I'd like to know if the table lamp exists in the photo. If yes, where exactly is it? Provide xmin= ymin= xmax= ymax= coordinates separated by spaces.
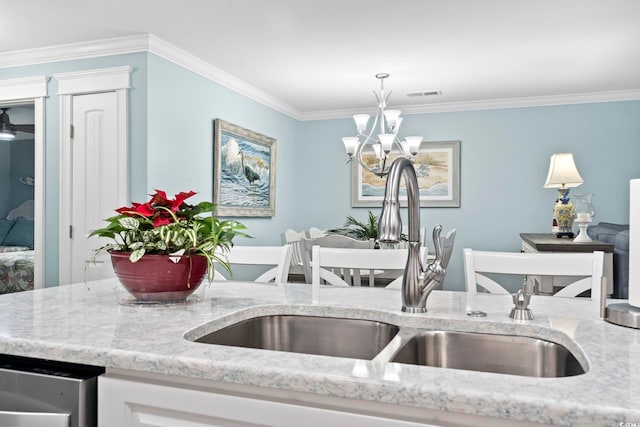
xmin=543 ymin=153 xmax=583 ymax=238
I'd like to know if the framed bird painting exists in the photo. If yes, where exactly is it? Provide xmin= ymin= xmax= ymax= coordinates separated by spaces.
xmin=213 ymin=119 xmax=276 ymax=217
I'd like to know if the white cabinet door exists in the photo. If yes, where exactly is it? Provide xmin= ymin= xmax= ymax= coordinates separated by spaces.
xmin=98 ymin=375 xmax=435 ymax=427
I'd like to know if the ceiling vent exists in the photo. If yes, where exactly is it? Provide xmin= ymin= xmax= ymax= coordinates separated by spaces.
xmin=406 ymin=90 xmax=442 ymax=98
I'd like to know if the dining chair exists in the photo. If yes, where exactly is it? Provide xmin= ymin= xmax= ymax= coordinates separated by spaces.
xmin=310 ymin=246 xmax=410 ymax=289
xmin=300 ymin=235 xmax=375 ymax=285
xmin=307 ymin=227 xmax=327 ymax=239
xmin=213 ymin=245 xmax=293 ymax=284
xmin=282 ymin=229 xmax=307 ymax=275
xmin=463 ymin=248 xmax=605 ymax=311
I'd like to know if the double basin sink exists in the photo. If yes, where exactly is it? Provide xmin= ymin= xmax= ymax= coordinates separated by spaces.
xmin=187 ymin=314 xmax=586 ymax=378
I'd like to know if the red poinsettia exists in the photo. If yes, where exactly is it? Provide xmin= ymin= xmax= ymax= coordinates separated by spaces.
xmin=115 ymin=190 xmax=197 ymax=228
xmin=90 ymin=188 xmax=249 ymax=268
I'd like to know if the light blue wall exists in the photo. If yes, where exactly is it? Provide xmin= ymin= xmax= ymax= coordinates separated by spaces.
xmin=0 ymin=143 xmax=9 ymax=216
xmin=299 ymin=101 xmax=640 ymax=290
xmin=8 ymin=138 xmax=35 ymax=214
xmin=2 ymin=50 xmax=640 ymax=290
xmin=145 ymin=54 xmax=301 ymax=246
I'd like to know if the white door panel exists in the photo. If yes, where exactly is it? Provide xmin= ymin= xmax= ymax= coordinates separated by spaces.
xmin=68 ymin=92 xmax=119 ymax=284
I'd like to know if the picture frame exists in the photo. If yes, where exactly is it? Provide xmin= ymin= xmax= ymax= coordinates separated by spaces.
xmin=213 ymin=119 xmax=276 ymax=217
xmin=351 ymin=140 xmax=460 ymax=208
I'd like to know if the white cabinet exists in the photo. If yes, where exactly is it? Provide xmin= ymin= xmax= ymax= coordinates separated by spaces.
xmin=98 ymin=374 xmax=435 ymax=427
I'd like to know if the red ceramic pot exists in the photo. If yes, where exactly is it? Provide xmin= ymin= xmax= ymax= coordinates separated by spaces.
xmin=110 ymin=252 xmax=208 ymax=302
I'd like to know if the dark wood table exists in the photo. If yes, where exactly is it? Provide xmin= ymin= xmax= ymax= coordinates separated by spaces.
xmin=520 ymin=233 xmax=614 ymax=295
xmin=520 ymin=233 xmax=614 ymax=253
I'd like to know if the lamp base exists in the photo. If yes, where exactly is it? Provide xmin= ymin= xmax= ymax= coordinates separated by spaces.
xmin=551 ymin=188 xmax=576 ymax=239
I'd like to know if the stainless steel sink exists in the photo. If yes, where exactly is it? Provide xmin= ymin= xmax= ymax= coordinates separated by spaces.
xmin=193 ymin=315 xmax=399 ymax=360
xmin=189 ymin=313 xmax=586 ymax=377
xmin=390 ymin=330 xmax=585 ymax=377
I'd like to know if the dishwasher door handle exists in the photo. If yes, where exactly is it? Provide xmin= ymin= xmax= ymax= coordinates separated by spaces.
xmin=0 ymin=411 xmax=70 ymax=427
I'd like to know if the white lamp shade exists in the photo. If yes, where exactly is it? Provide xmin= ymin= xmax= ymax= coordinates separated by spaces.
xmin=405 ymin=136 xmax=423 ymax=155
xmin=342 ymin=137 xmax=360 ymax=155
xmin=543 ymin=153 xmax=584 ymax=188
xmin=353 ymin=114 xmax=370 ymax=133
xmin=384 ymin=110 xmax=401 ymax=130
xmin=372 ymin=144 xmax=383 ymax=159
xmin=378 ymin=134 xmax=395 ymax=153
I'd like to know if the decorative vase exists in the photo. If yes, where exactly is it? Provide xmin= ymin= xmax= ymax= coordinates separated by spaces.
xmin=110 ymin=252 xmax=208 ymax=302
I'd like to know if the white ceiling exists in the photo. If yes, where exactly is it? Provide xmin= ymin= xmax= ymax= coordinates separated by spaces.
xmin=3 ymin=0 xmax=640 ymax=117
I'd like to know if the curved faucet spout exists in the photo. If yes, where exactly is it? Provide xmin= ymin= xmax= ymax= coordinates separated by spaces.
xmin=378 ymin=157 xmax=456 ymax=313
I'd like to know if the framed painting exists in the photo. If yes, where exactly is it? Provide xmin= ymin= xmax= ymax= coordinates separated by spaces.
xmin=351 ymin=140 xmax=460 ymax=208
xmin=213 ymin=119 xmax=276 ymax=217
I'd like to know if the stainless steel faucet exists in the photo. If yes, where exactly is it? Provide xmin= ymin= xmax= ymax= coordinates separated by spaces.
xmin=378 ymin=157 xmax=457 ymax=313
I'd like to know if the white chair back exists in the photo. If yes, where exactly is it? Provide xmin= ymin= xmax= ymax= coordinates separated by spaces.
xmin=308 ymin=227 xmax=327 ymax=239
xmin=463 ymin=248 xmax=605 ymax=312
xmin=214 ymin=245 xmax=293 ymax=284
xmin=300 ymin=235 xmax=375 ymax=285
xmin=311 ymin=247 xmax=409 ymax=289
xmin=282 ymin=229 xmax=306 ymax=267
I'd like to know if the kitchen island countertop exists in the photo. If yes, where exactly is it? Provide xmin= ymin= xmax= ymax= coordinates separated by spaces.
xmin=0 ymin=279 xmax=638 ymax=425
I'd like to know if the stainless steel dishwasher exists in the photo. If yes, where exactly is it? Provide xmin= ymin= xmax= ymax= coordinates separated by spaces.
xmin=0 ymin=354 xmax=104 ymax=427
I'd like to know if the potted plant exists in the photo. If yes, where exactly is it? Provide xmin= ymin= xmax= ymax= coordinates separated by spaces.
xmin=90 ymin=189 xmax=248 ymax=302
xmin=327 ymin=211 xmax=408 ymax=247
xmin=327 ymin=211 xmax=380 ymax=241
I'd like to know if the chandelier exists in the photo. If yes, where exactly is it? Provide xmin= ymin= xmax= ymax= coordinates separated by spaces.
xmin=342 ymin=73 xmax=422 ymax=177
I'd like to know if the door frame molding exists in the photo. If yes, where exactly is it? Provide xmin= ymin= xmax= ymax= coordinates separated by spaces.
xmin=0 ymin=76 xmax=48 ymax=289
xmin=55 ymin=66 xmax=130 ymax=285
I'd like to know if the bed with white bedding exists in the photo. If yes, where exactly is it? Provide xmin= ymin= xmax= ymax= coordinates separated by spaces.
xmin=0 ymin=205 xmax=35 ymax=294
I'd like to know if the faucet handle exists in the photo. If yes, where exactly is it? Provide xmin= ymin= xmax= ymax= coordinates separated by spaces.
xmin=430 ymin=226 xmax=456 ymax=269
xmin=510 ymin=289 xmax=534 ymax=320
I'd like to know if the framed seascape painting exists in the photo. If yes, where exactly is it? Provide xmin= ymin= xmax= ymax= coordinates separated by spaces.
xmin=213 ymin=119 xmax=276 ymax=217
xmin=351 ymin=140 xmax=460 ymax=208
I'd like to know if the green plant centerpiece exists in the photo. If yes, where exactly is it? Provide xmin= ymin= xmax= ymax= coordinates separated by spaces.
xmin=90 ymin=189 xmax=248 ymax=302
xmin=327 ymin=211 xmax=380 ymax=241
xmin=327 ymin=211 xmax=408 ymax=247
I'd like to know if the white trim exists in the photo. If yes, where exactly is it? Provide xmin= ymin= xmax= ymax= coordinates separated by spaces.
xmin=58 ymin=95 xmax=72 ymax=285
xmin=0 ymin=76 xmax=48 ymax=102
xmin=300 ymin=89 xmax=640 ymax=120
xmin=2 ymin=34 xmax=640 ymax=121
xmin=0 ymin=76 xmax=48 ymax=289
xmin=54 ymin=66 xmax=131 ymax=95
xmin=56 ymin=68 xmax=129 ymax=285
xmin=0 ymin=35 xmax=149 ymax=69
xmin=32 ymin=98 xmax=45 ymax=289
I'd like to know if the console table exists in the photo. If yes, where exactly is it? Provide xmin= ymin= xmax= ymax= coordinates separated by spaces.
xmin=520 ymin=233 xmax=614 ymax=295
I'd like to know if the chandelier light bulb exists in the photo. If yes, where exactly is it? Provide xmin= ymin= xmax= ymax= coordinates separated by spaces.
xmin=342 ymin=137 xmax=360 ymax=156
xmin=353 ymin=114 xmax=370 ymax=133
xmin=378 ymin=134 xmax=395 ymax=154
xmin=384 ymin=110 xmax=401 ymax=130
xmin=406 ymin=136 xmax=423 ymax=155
xmin=372 ymin=144 xmax=383 ymax=160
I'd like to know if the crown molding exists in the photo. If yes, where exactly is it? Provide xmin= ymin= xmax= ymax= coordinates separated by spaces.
xmin=0 ymin=34 xmax=303 ymax=120
xmin=0 ymin=35 xmax=149 ymax=68
xmin=300 ymin=89 xmax=640 ymax=120
xmin=2 ymin=35 xmax=639 ymax=121
xmin=146 ymin=35 xmax=301 ymax=119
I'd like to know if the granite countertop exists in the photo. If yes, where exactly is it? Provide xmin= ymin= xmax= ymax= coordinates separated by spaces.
xmin=0 ymin=279 xmax=639 ymax=425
